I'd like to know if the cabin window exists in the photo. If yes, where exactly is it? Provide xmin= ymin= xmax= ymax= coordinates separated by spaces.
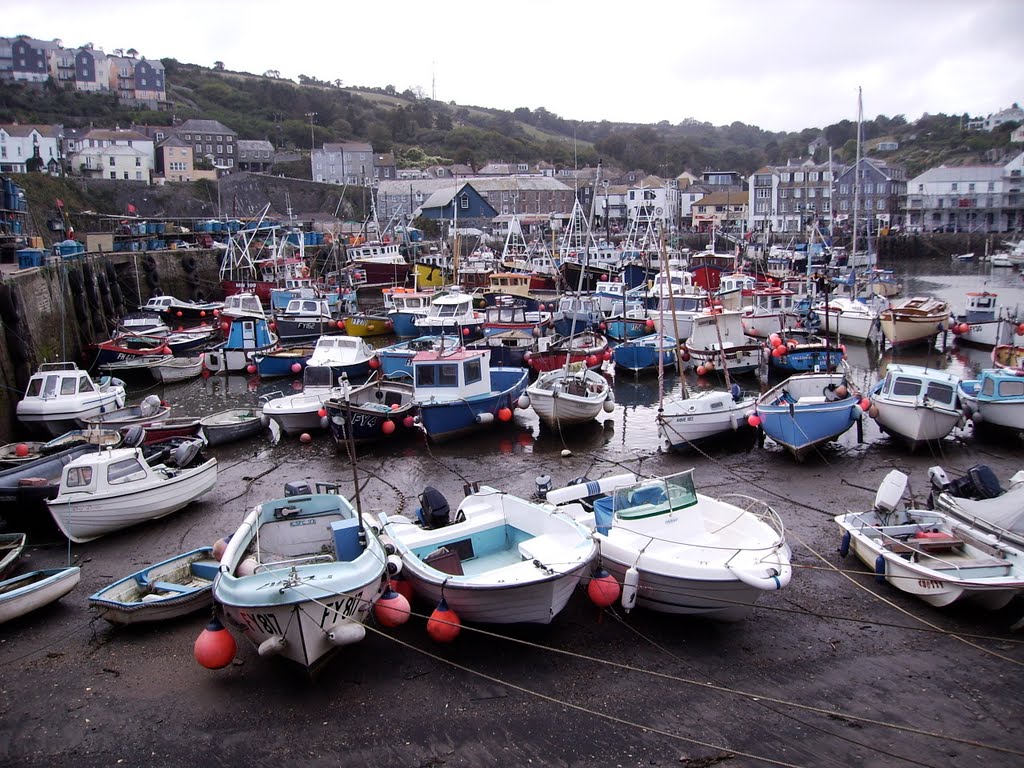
xmin=925 ymin=382 xmax=954 ymax=405
xmin=107 ymin=457 xmax=147 ymax=485
xmin=982 ymin=378 xmax=996 ymax=396
xmin=66 ymin=466 xmax=94 ymax=488
xmin=416 ymin=365 xmax=436 ymax=387
xmin=438 ymin=364 xmax=459 ymax=386
xmin=60 ymin=377 xmax=77 ymax=395
xmin=891 ymin=377 xmax=921 ymax=397
xmin=26 ymin=378 xmax=42 ymax=397
xmin=78 ymin=375 xmax=95 ymax=393
xmin=998 ymin=379 xmax=1024 ymax=397
xmin=42 ymin=375 xmax=61 ymax=398
xmin=464 ymin=358 xmax=482 ymax=384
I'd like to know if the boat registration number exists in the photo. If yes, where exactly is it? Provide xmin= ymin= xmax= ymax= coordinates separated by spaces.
xmin=917 ymin=579 xmax=943 ymax=590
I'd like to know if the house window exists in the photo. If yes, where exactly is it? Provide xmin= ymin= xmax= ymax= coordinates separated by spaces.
xmin=136 ymin=172 xmax=142 ymax=180
xmin=109 ymin=156 xmax=116 ymax=167
xmin=135 ymin=157 xmax=141 ymax=166
xmin=460 ymin=194 xmax=469 ymax=210
xmin=877 ymin=200 xmax=885 ymax=210
xmin=864 ymin=183 xmax=874 ymax=194
xmin=839 ymin=184 xmax=849 ymax=195
xmin=110 ymin=171 xmax=117 ymax=179
xmin=227 ymin=145 xmax=233 ymax=154
xmin=951 ymin=183 xmax=958 ymax=191
xmin=217 ymin=145 xmax=223 ymax=154
xmin=968 ymin=183 xmax=975 ymax=192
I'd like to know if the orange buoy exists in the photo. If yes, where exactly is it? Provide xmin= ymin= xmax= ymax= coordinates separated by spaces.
xmin=382 ymin=420 xmax=396 ymax=435
xmin=194 ymin=615 xmax=236 ymax=669
xmin=587 ymin=568 xmax=621 ymax=608
xmin=426 ymin=598 xmax=461 ymax=643
xmin=14 ymin=443 xmax=29 ymax=458
xmin=291 ymin=362 xmax=302 ymax=373
xmin=747 ymin=414 xmax=762 ymax=428
xmin=374 ymin=588 xmax=411 ymax=627
xmin=369 ymin=357 xmax=380 ymax=369
xmin=299 ymin=433 xmax=312 ymax=444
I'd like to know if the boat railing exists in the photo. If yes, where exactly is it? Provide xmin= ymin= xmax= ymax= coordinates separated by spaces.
xmin=717 ymin=494 xmax=787 ymax=547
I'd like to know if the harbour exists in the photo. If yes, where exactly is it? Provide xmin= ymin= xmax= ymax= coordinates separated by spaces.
xmin=1 ymin=255 xmax=1023 ymax=766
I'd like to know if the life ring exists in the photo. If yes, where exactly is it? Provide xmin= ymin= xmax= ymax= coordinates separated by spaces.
xmin=142 ymin=254 xmax=157 ymax=271
xmin=301 ymin=265 xmax=310 ymax=278
xmin=146 ymin=270 xmax=161 ymax=288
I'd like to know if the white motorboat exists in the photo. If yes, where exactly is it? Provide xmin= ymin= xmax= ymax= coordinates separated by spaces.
xmin=548 ymin=470 xmax=791 ymax=621
xmin=683 ymin=309 xmax=762 ymax=376
xmin=949 ymin=291 xmax=1016 ymax=349
xmin=377 ymin=483 xmax=597 ymax=624
xmin=526 ymin=365 xmax=614 ymax=429
xmin=868 ymin=364 xmax=963 ymax=449
xmin=0 ymin=567 xmax=81 ymax=624
xmin=16 ymin=362 xmax=126 ymax=438
xmin=47 ymin=440 xmax=217 ymax=543
xmin=305 ymin=334 xmax=377 ymax=380
xmin=413 ymin=292 xmax=486 ymax=339
xmin=878 ymin=296 xmax=952 ymax=348
xmin=836 ymin=470 xmax=1024 ymax=610
xmin=657 ymin=387 xmax=757 ymax=450
xmin=815 ymin=296 xmax=882 ymax=341
xmin=150 ymin=354 xmax=204 ymax=383
xmin=214 ymin=482 xmax=388 ymax=671
xmin=261 ymin=365 xmax=339 ymax=435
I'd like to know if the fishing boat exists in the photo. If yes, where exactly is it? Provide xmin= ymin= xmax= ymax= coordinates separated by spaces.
xmin=929 ymin=464 xmax=1024 ymax=549
xmin=0 ymin=443 xmax=114 ymax=519
xmin=0 ymin=567 xmax=81 ymax=624
xmin=16 ymin=362 xmax=126 ymax=438
xmin=684 ymin=310 xmax=762 ymax=377
xmin=83 ymin=394 xmax=170 ymax=430
xmin=525 ymin=331 xmax=610 ymax=374
xmin=551 ymin=294 xmax=604 ymax=337
xmin=139 ymin=294 xmax=224 ymax=320
xmin=386 ymin=290 xmax=435 ymax=338
xmin=868 ymin=364 xmax=963 ymax=449
xmin=376 ymin=482 xmax=597 ymax=624
xmin=741 ymin=287 xmax=799 ymax=339
xmin=203 ymin=316 xmax=279 ymax=374
xmin=322 ymin=375 xmax=418 ymax=446
xmin=754 ymin=369 xmax=865 ymax=462
xmin=958 ymin=368 xmax=1024 ymax=432
xmin=89 ymin=548 xmax=218 ymax=625
xmin=253 ymin=344 xmax=315 ymax=378
xmin=98 ymin=353 xmax=170 ymax=379
xmin=0 ymin=532 xmax=26 ymax=578
xmin=92 ymin=335 xmax=170 ymax=369
xmin=378 ymin=335 xmax=460 ymax=378
xmin=836 ymin=469 xmax=1024 ymax=610
xmin=814 ymin=296 xmax=882 ymax=342
xmin=466 ymin=329 xmax=535 ymax=369
xmin=949 ymin=291 xmax=1017 ymax=349
xmin=339 ymin=311 xmax=393 ymax=338
xmin=214 ymin=481 xmax=389 ymax=671
xmin=767 ymin=335 xmax=845 ymax=375
xmin=200 ymin=408 xmax=265 ymax=447
xmin=548 ymin=470 xmax=791 ymax=620
xmin=878 ymin=296 xmax=952 ymax=348
xmin=273 ymin=297 xmax=336 ymax=344
xmin=261 ymin=366 xmax=340 ymax=435
xmin=150 ymin=354 xmax=204 ymax=383
xmin=413 ymin=292 xmax=486 ymax=341
xmin=412 ymin=347 xmax=529 ymax=442
xmin=220 ymin=292 xmax=267 ymax=321
xmin=612 ymin=333 xmax=678 ymax=375
xmin=347 ymin=240 xmax=411 ymax=285
xmin=657 ymin=386 xmax=757 ymax=451
xmin=526 ymin=364 xmax=614 ymax=428
xmin=305 ymin=335 xmax=377 ymax=381
xmin=603 ymin=300 xmax=653 ymax=342
xmin=47 ymin=439 xmax=217 ymax=543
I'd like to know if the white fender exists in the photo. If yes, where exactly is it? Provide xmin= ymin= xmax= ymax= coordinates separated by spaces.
xmin=621 ymin=566 xmax=639 ymax=612
xmin=474 ymin=412 xmax=495 ymax=425
xmin=386 ymin=554 xmax=403 ymax=575
xmin=328 ymin=621 xmax=367 ymax=647
xmin=258 ymin=634 xmax=287 ymax=656
xmin=730 ymin=560 xmax=792 ymax=591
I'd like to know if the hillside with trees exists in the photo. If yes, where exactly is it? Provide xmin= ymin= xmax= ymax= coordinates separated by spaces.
xmin=0 ymin=58 xmax=1019 ymax=180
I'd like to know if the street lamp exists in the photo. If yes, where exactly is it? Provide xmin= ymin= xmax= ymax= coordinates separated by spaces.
xmin=206 ymin=154 xmax=222 ymax=217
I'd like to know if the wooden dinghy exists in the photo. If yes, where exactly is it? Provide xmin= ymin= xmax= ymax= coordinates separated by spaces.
xmin=0 ymin=567 xmax=80 ymax=624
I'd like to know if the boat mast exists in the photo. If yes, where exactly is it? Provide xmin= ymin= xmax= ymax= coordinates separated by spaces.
xmin=852 ymin=86 xmax=863 ymax=266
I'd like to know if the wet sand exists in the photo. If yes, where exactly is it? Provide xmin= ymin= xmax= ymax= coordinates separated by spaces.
xmin=1 ymin=426 xmax=1023 ymax=768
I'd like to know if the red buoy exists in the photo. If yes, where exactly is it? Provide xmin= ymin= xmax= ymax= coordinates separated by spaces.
xmin=587 ymin=569 xmax=620 ymax=608
xmin=402 ymin=415 xmax=415 ymax=429
xmin=200 ymin=311 xmax=206 ymax=318
xmin=194 ymin=615 xmax=236 ymax=669
xmin=299 ymin=432 xmax=312 ymax=443
xmin=426 ymin=598 xmax=461 ymax=643
xmin=497 ymin=407 xmax=513 ymax=422
xmin=374 ymin=588 xmax=411 ymax=627
xmin=369 ymin=357 xmax=380 ymax=369
xmin=382 ymin=420 xmax=396 ymax=435
xmin=14 ymin=443 xmax=30 ymax=458
xmin=176 ymin=311 xmax=183 ymax=317
xmin=246 ymin=364 xmax=257 ymax=374
xmin=747 ymin=414 xmax=762 ymax=428
xmin=291 ymin=362 xmax=302 ymax=373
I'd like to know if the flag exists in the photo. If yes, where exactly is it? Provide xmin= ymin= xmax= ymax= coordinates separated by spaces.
xmin=55 ymin=198 xmax=63 ymax=209
xmin=127 ymin=202 xmax=137 ymax=215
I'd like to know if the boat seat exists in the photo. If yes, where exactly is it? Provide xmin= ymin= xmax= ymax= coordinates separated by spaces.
xmin=190 ymin=560 xmax=220 ymax=581
xmin=518 ymin=534 xmax=570 ymax=564
xmin=149 ymin=581 xmax=191 ymax=593
xmin=926 ymin=556 xmax=1011 ymax=572
xmin=798 ymin=396 xmax=828 ymax=404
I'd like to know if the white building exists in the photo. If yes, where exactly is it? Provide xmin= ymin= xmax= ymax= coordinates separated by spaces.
xmin=0 ymin=124 xmax=63 ymax=174
xmin=72 ymin=144 xmax=153 ymax=182
xmin=904 ymin=152 xmax=1024 ymax=233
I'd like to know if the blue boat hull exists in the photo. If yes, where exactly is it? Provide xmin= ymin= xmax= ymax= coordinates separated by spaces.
xmin=613 ymin=338 xmax=677 ymax=373
xmin=417 ymin=369 xmax=529 ymax=442
xmin=757 ymin=397 xmax=860 ymax=461
xmin=769 ymin=348 xmax=845 ymax=374
xmin=604 ymin=317 xmax=651 ymax=342
xmin=390 ymin=312 xmax=421 ymax=339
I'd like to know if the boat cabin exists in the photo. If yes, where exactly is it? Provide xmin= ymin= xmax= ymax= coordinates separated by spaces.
xmin=24 ymin=362 xmax=105 ymax=401
xmin=965 ymin=292 xmax=1000 ymax=323
xmin=224 ymin=317 xmax=276 ymax=350
xmin=59 ymin=447 xmax=159 ymax=496
xmin=387 ymin=291 xmax=433 ymax=314
xmin=421 ymin=294 xmax=477 ymax=320
xmin=877 ymin=366 xmax=958 ymax=409
xmin=412 ymin=348 xmax=493 ymax=401
xmin=139 ymin=296 xmax=177 ymax=313
xmin=222 ymin=293 xmax=265 ymax=318
xmin=486 ymin=272 xmax=533 ymax=298
xmin=280 ymin=297 xmax=332 ymax=319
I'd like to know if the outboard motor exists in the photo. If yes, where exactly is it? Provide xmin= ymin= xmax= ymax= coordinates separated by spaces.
xmin=416 ymin=486 xmax=451 ymax=529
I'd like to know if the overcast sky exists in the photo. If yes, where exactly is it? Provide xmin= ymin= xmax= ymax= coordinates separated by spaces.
xmin=7 ymin=1 xmax=1023 ymax=133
